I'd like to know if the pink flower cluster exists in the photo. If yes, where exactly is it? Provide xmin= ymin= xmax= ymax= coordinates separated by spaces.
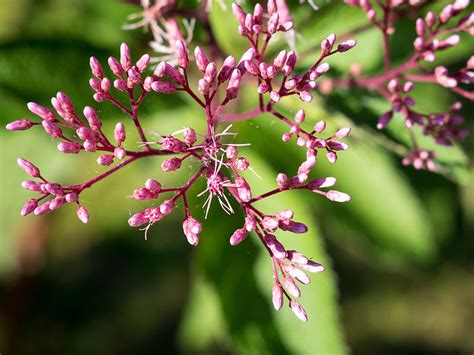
xmin=339 ymin=0 xmax=473 ymax=171
xmin=7 ymin=0 xmax=357 ymax=322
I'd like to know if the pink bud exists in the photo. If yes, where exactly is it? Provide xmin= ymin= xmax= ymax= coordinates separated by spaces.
xmin=34 ymin=201 xmax=51 ymax=216
xmin=321 ymin=33 xmax=336 ymax=55
xmin=65 ymin=193 xmax=78 ymax=203
xmin=114 ymin=79 xmax=128 ymax=92
xmin=21 ymin=199 xmax=38 ymax=216
xmin=204 ymin=62 xmax=217 ymax=83
xmin=161 ymin=157 xmax=181 ymax=172
xmin=128 ymin=211 xmax=149 ymax=227
xmin=287 ymin=250 xmax=309 ymax=265
xmin=133 ymin=188 xmax=156 ymax=200
xmin=76 ymin=127 xmax=95 ymax=141
xmin=276 ymin=210 xmax=294 ymax=220
xmin=126 ymin=67 xmax=141 ymax=86
xmin=17 ymin=158 xmax=41 ymax=178
xmin=337 ymin=39 xmax=357 ymax=52
xmin=22 ymin=180 xmax=42 ymax=192
xmin=326 ymin=151 xmax=337 ymax=164
xmin=232 ymin=3 xmax=246 ymax=24
xmin=83 ymin=106 xmax=102 ymax=130
xmin=145 ymin=179 xmax=161 ymax=192
xmin=49 ymin=196 xmax=65 ymax=210
xmin=235 ymin=176 xmax=251 ymax=202
xmin=377 ymin=111 xmax=394 ymax=129
xmin=299 ymin=91 xmax=313 ymax=102
xmin=93 ymin=92 xmax=106 ymax=102
xmin=273 ymin=50 xmax=287 ymax=69
xmin=226 ymin=69 xmax=242 ymax=100
xmin=218 ymin=56 xmax=236 ymax=82
xmin=114 ymin=122 xmax=126 ymax=145
xmin=143 ymin=77 xmax=154 ymax=91
xmin=290 ymin=300 xmax=308 ymax=322
xmin=334 ymin=127 xmax=351 ymax=138
xmin=425 ymin=11 xmax=436 ymax=27
xmin=285 ymin=264 xmax=311 ymax=284
xmin=299 ymin=260 xmax=325 ymax=273
xmin=97 ymin=154 xmax=114 ymax=166
xmin=108 ymin=56 xmax=123 ymax=76
xmin=89 ymin=78 xmax=101 ymax=92
xmin=272 ymin=282 xmax=283 ymax=311
xmin=326 ymin=190 xmax=351 ymax=202
xmin=230 ymin=228 xmax=248 ymax=246
xmin=262 ymin=216 xmax=279 ymax=233
xmin=264 ymin=234 xmax=286 ymax=259
xmin=245 ymin=215 xmax=257 ymax=232
xmin=6 ymin=119 xmax=33 ymax=131
xmin=114 ymin=147 xmax=126 ymax=160
xmin=151 ymin=81 xmax=176 ymax=94
xmin=83 ymin=140 xmax=97 ymax=152
xmin=284 ymin=277 xmax=301 ymax=297
xmin=160 ymin=200 xmax=175 ymax=215
xmin=226 ymin=146 xmax=238 ymax=159
xmin=279 ymin=220 xmax=308 ymax=234
xmin=270 ymin=91 xmax=280 ymax=103
xmin=136 ymin=54 xmax=150 ymax=72
xmin=244 ymin=61 xmax=259 ymax=76
xmin=120 ymin=43 xmax=132 ymax=71
xmin=90 ymin=56 xmax=103 ymax=78
xmin=183 ymin=127 xmax=196 ymax=145
xmin=42 ymin=120 xmax=62 ymax=138
xmin=194 ymin=46 xmax=209 ymax=72
xmin=314 ymin=120 xmax=326 ymax=133
xmin=183 ymin=217 xmax=202 ymax=246
xmin=77 ymin=206 xmax=89 ymax=223
xmin=308 ymin=177 xmax=336 ymax=190
xmin=276 ymin=173 xmax=289 ymax=189
xmin=282 ymin=51 xmax=297 ymax=76
xmin=176 ymin=40 xmax=189 ymax=69
xmin=27 ymin=102 xmax=55 ymax=121
xmin=198 ymin=79 xmax=210 ymax=96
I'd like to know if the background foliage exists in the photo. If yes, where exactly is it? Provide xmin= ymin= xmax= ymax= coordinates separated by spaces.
xmin=0 ymin=0 xmax=473 ymax=354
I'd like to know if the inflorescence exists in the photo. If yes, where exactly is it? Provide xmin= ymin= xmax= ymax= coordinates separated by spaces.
xmin=7 ymin=0 xmax=358 ymax=322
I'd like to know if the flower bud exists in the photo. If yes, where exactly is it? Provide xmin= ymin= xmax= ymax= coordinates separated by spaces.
xmin=183 ymin=216 xmax=202 ymax=246
xmin=120 ymin=43 xmax=132 ymax=71
xmin=27 ymin=102 xmax=55 ymax=121
xmin=235 ymin=176 xmax=251 ymax=202
xmin=272 ymin=282 xmax=283 ymax=311
xmin=6 ymin=119 xmax=33 ymax=131
xmin=226 ymin=146 xmax=238 ymax=159
xmin=161 ymin=157 xmax=181 ymax=172
xmin=22 ymin=180 xmax=42 ymax=192
xmin=65 ymin=193 xmax=78 ymax=203
xmin=83 ymin=106 xmax=102 ymax=130
xmin=97 ymin=154 xmax=114 ymax=166
xmin=326 ymin=190 xmax=351 ymax=202
xmin=17 ymin=158 xmax=41 ymax=178
xmin=337 ymin=39 xmax=357 ymax=52
xmin=136 ymin=54 xmax=150 ymax=72
xmin=284 ymin=276 xmax=301 ymax=297
xmin=151 ymin=81 xmax=176 ymax=94
xmin=108 ymin=56 xmax=123 ymax=76
xmin=160 ymin=200 xmax=175 ymax=215
xmin=290 ymin=300 xmax=308 ymax=322
xmin=114 ymin=147 xmax=126 ymax=160
xmin=34 ymin=201 xmax=51 ymax=216
xmin=230 ymin=228 xmax=248 ymax=246
xmin=264 ymin=234 xmax=286 ymax=259
xmin=276 ymin=173 xmax=289 ymax=189
xmin=114 ymin=122 xmax=126 ymax=145
xmin=194 ymin=46 xmax=209 ymax=72
xmin=21 ymin=199 xmax=38 ymax=216
xmin=128 ymin=210 xmax=149 ymax=227
xmin=176 ymin=40 xmax=189 ymax=69
xmin=77 ymin=205 xmax=89 ymax=223
xmin=218 ymin=56 xmax=236 ymax=82
xmin=145 ymin=179 xmax=161 ymax=192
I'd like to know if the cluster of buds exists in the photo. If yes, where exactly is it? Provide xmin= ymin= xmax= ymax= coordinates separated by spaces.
xmin=7 ymin=1 xmax=357 ymax=322
xmin=340 ymin=0 xmax=472 ymax=171
xmin=379 ymin=77 xmax=468 ymax=170
xmin=16 ymin=158 xmax=88 ymax=223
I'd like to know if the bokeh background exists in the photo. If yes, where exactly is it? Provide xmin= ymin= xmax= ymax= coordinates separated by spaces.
xmin=1 ymin=0 xmax=473 ymax=354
